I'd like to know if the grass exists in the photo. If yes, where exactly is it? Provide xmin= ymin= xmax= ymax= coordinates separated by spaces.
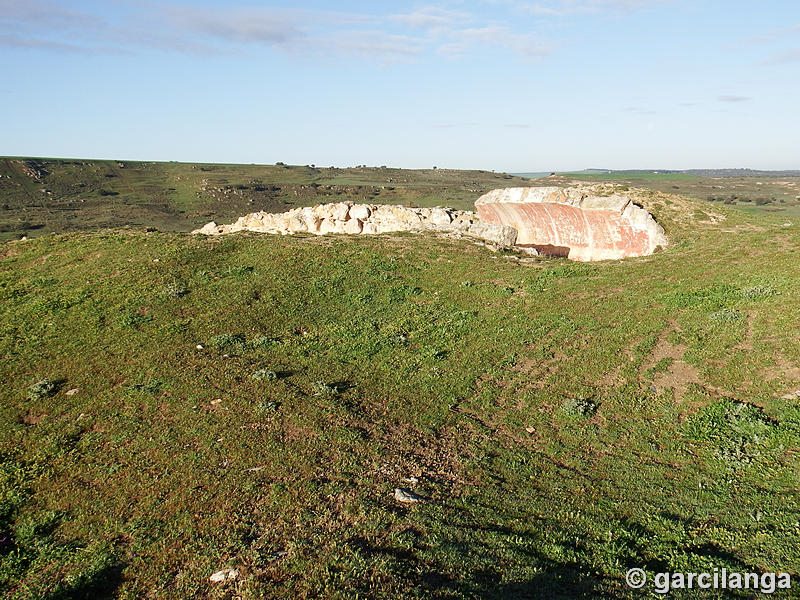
xmin=0 ymin=158 xmax=531 ymax=242
xmin=1 ymin=171 xmax=800 ymax=598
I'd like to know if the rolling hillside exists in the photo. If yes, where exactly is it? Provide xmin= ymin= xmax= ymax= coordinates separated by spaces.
xmin=2 ymin=176 xmax=800 ymax=598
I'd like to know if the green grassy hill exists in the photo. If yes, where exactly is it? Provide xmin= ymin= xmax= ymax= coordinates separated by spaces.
xmin=0 ymin=158 xmax=530 ymax=242
xmin=2 ymin=170 xmax=800 ymax=598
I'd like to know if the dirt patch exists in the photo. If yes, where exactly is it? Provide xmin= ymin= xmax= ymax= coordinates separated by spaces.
xmin=22 ymin=411 xmax=46 ymax=425
xmin=599 ymin=365 xmax=624 ymax=388
xmin=652 ymin=361 xmax=702 ymax=402
xmin=514 ymin=350 xmax=566 ymax=390
xmin=643 ymin=322 xmax=703 ymax=402
xmin=762 ymin=353 xmax=800 ymax=382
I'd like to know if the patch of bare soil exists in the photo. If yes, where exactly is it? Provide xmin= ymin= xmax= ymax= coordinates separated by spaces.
xmin=514 ymin=350 xmax=566 ymax=390
xmin=643 ymin=322 xmax=703 ymax=402
xmin=762 ymin=353 xmax=800 ymax=382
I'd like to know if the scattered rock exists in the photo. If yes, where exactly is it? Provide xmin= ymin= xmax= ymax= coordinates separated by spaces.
xmin=781 ymin=390 xmax=800 ymax=400
xmin=65 ymin=388 xmax=79 ymax=396
xmin=394 ymin=488 xmax=425 ymax=504
xmin=192 ymin=201 xmax=516 ymax=248
xmin=211 ymin=399 xmax=222 ymax=405
xmin=209 ymin=568 xmax=239 ymax=583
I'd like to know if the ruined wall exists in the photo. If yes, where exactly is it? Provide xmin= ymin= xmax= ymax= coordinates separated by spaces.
xmin=192 ymin=202 xmax=518 ymax=247
xmin=476 ymin=187 xmax=667 ymax=261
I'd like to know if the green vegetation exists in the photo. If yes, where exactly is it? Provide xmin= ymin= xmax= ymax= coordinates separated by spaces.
xmin=2 ymin=164 xmax=800 ymax=598
xmin=0 ymin=158 xmax=531 ymax=242
xmin=530 ymin=171 xmax=800 ymax=217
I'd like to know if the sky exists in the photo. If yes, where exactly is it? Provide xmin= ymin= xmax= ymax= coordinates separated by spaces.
xmin=1 ymin=0 xmax=798 ymax=171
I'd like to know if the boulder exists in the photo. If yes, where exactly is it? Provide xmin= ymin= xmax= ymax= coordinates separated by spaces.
xmin=429 ymin=208 xmax=453 ymax=226
xmin=344 ymin=218 xmax=363 ymax=234
xmin=350 ymin=204 xmax=371 ymax=220
xmin=332 ymin=202 xmax=350 ymax=221
xmin=475 ymin=186 xmax=667 ymax=261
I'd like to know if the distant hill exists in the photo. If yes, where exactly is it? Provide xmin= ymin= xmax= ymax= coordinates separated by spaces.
xmin=0 ymin=157 xmax=531 ymax=241
xmin=515 ymin=168 xmax=800 ymax=177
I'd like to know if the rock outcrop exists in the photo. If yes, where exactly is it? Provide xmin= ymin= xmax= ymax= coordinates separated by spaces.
xmin=193 ymin=202 xmax=518 ymax=247
xmin=475 ymin=186 xmax=667 ymax=261
xmin=192 ymin=186 xmax=667 ymax=262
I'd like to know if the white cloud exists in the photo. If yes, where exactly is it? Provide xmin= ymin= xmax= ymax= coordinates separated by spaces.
xmin=440 ymin=26 xmax=549 ymax=59
xmin=762 ymin=48 xmax=800 ymax=65
xmin=0 ymin=1 xmax=552 ymax=63
xmin=497 ymin=0 xmax=668 ymax=17
xmin=389 ymin=7 xmax=472 ymax=31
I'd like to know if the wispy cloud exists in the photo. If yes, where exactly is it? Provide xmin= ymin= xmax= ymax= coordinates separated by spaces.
xmin=744 ymin=23 xmax=800 ymax=44
xmin=432 ymin=122 xmax=478 ymax=129
xmin=623 ymin=106 xmax=656 ymax=115
xmin=0 ymin=1 xmax=552 ymax=63
xmin=504 ymin=123 xmax=531 ymax=128
xmin=0 ymin=33 xmax=93 ymax=52
xmin=389 ymin=7 xmax=472 ymax=31
xmin=440 ymin=26 xmax=549 ymax=59
xmin=324 ymin=30 xmax=426 ymax=60
xmin=163 ymin=6 xmax=301 ymax=46
xmin=501 ymin=0 xmax=668 ymax=17
xmin=762 ymin=48 xmax=800 ymax=65
xmin=717 ymin=95 xmax=751 ymax=103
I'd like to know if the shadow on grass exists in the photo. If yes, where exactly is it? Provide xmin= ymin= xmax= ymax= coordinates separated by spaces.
xmin=48 ymin=560 xmax=126 ymax=600
xmin=344 ymin=508 xmax=768 ymax=599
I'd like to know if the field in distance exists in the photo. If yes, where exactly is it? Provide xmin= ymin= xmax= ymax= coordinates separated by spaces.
xmin=515 ymin=169 xmax=800 ymax=220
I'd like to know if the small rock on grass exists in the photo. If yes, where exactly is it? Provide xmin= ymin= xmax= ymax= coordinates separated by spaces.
xmin=394 ymin=488 xmax=425 ymax=504
xmin=209 ymin=568 xmax=239 ymax=583
xmin=65 ymin=388 xmax=79 ymax=396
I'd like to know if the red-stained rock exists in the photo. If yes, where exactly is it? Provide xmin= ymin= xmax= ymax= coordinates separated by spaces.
xmin=475 ymin=187 xmax=667 ymax=261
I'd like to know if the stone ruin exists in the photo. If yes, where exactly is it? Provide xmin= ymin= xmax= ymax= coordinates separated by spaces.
xmin=193 ymin=203 xmax=518 ymax=247
xmin=193 ymin=185 xmax=667 ymax=262
xmin=476 ymin=186 xmax=668 ymax=261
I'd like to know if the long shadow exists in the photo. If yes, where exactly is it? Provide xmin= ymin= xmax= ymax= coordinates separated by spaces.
xmin=49 ymin=561 xmax=126 ymax=600
xmin=344 ymin=503 xmax=781 ymax=599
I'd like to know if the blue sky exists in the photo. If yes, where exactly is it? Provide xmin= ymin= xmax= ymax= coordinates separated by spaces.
xmin=1 ymin=0 xmax=798 ymax=170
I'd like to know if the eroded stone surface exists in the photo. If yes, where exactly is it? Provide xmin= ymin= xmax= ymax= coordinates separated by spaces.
xmin=193 ymin=202 xmax=518 ymax=247
xmin=476 ymin=186 xmax=667 ymax=261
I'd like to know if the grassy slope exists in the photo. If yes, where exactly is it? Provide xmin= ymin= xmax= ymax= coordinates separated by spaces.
xmin=0 ymin=158 xmax=528 ymax=242
xmin=2 ymin=189 xmax=800 ymax=599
